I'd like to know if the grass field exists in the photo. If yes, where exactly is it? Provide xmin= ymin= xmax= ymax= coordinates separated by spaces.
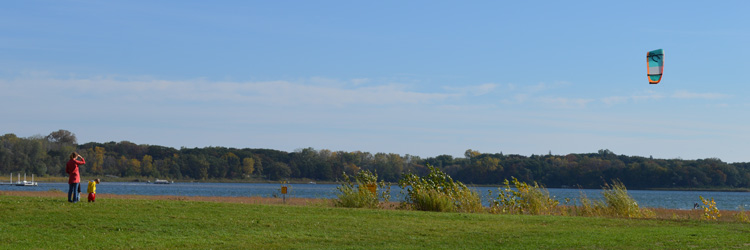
xmin=1 ymin=192 xmax=749 ymax=249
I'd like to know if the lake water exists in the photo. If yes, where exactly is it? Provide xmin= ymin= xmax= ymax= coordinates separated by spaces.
xmin=2 ymin=182 xmax=748 ymax=210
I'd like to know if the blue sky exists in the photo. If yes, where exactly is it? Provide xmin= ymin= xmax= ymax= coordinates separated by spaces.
xmin=2 ymin=1 xmax=749 ymax=162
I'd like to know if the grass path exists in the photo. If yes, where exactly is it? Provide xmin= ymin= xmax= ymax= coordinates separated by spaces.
xmin=1 ymin=194 xmax=749 ymax=249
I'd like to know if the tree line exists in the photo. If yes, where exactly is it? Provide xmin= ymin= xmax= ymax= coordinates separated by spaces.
xmin=2 ymin=130 xmax=749 ymax=189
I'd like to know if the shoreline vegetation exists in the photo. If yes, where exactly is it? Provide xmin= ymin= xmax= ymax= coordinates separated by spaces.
xmin=2 ymin=189 xmax=749 ymax=222
xmin=332 ymin=168 xmax=750 ymax=223
xmin=17 ymin=167 xmax=745 ymax=221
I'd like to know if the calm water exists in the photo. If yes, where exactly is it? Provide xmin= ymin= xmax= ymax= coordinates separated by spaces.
xmin=2 ymin=182 xmax=748 ymax=210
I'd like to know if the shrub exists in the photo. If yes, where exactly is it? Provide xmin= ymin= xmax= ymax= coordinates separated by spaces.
xmin=601 ymin=180 xmax=651 ymax=218
xmin=734 ymin=206 xmax=749 ymax=223
xmin=699 ymin=196 xmax=720 ymax=221
xmin=335 ymin=170 xmax=390 ymax=209
xmin=408 ymin=188 xmax=455 ymax=212
xmin=399 ymin=165 xmax=483 ymax=213
xmin=490 ymin=177 xmax=558 ymax=215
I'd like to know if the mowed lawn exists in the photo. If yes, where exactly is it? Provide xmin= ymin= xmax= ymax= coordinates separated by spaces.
xmin=1 ymin=195 xmax=748 ymax=249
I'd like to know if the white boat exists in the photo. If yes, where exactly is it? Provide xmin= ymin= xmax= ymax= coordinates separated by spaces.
xmin=16 ymin=180 xmax=38 ymax=186
xmin=154 ymin=179 xmax=173 ymax=184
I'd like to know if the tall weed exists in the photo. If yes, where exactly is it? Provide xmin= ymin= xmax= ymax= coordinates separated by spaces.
xmin=601 ymin=180 xmax=652 ymax=218
xmin=575 ymin=190 xmax=605 ymax=217
xmin=399 ymin=165 xmax=483 ymax=213
xmin=490 ymin=177 xmax=558 ymax=215
xmin=733 ymin=206 xmax=749 ymax=223
xmin=335 ymin=170 xmax=390 ymax=209
xmin=407 ymin=188 xmax=455 ymax=212
xmin=566 ymin=180 xmax=651 ymax=218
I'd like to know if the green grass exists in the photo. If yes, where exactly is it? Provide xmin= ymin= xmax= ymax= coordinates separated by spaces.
xmin=1 ymin=195 xmax=749 ymax=249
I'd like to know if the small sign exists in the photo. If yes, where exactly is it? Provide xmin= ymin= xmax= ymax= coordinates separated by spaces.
xmin=281 ymin=186 xmax=288 ymax=194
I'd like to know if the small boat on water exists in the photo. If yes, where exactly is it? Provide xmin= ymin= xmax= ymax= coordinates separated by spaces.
xmin=16 ymin=180 xmax=38 ymax=186
xmin=154 ymin=179 xmax=173 ymax=184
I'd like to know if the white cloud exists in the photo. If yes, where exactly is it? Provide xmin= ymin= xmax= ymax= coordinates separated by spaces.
xmin=601 ymin=96 xmax=629 ymax=105
xmin=671 ymin=90 xmax=729 ymax=99
xmin=528 ymin=82 xmax=549 ymax=92
xmin=600 ymin=91 xmax=663 ymax=105
xmin=536 ymin=97 xmax=594 ymax=108
xmin=350 ymin=78 xmax=370 ymax=85
xmin=469 ymin=83 xmax=497 ymax=96
xmin=600 ymin=90 xmax=730 ymax=106
xmin=442 ymin=83 xmax=498 ymax=96
xmin=527 ymin=81 xmax=570 ymax=92
xmin=1 ymin=76 xmax=463 ymax=107
xmin=631 ymin=91 xmax=664 ymax=102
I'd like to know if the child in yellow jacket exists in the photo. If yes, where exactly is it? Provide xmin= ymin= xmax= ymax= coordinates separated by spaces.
xmin=87 ymin=179 xmax=100 ymax=202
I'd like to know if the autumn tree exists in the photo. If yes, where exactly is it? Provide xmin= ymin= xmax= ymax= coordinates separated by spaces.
xmin=87 ymin=146 xmax=105 ymax=175
xmin=242 ymin=157 xmax=255 ymax=178
xmin=142 ymin=155 xmax=154 ymax=177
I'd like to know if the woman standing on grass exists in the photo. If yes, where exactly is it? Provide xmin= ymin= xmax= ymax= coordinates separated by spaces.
xmin=66 ymin=152 xmax=85 ymax=203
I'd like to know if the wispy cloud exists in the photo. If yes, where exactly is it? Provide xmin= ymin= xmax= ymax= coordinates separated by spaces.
xmin=601 ymin=96 xmax=630 ymax=105
xmin=443 ymin=83 xmax=498 ymax=96
xmin=536 ymin=97 xmax=594 ymax=108
xmin=499 ymin=81 xmax=585 ymax=107
xmin=527 ymin=81 xmax=570 ymax=92
xmin=671 ymin=90 xmax=729 ymax=99
xmin=601 ymin=90 xmax=729 ymax=106
xmin=1 ymin=76 xmax=461 ymax=107
xmin=631 ymin=91 xmax=665 ymax=102
xmin=601 ymin=91 xmax=663 ymax=105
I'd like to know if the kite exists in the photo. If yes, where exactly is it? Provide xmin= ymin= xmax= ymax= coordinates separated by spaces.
xmin=647 ymin=49 xmax=664 ymax=84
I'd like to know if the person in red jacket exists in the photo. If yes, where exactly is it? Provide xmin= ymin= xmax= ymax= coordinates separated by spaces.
xmin=66 ymin=152 xmax=85 ymax=203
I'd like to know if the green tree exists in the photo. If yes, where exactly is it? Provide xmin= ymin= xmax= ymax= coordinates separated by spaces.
xmin=90 ymin=146 xmax=105 ymax=175
xmin=267 ymin=162 xmax=291 ymax=180
xmin=142 ymin=155 xmax=154 ymax=177
xmin=46 ymin=129 xmax=78 ymax=146
xmin=127 ymin=158 xmax=142 ymax=176
xmin=242 ymin=157 xmax=255 ymax=177
xmin=221 ymin=152 xmax=241 ymax=178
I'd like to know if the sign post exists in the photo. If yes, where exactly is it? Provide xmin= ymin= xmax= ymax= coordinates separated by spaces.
xmin=366 ymin=183 xmax=377 ymax=195
xmin=281 ymin=181 xmax=288 ymax=204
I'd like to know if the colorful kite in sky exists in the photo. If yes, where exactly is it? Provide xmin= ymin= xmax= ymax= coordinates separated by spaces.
xmin=647 ymin=49 xmax=664 ymax=84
